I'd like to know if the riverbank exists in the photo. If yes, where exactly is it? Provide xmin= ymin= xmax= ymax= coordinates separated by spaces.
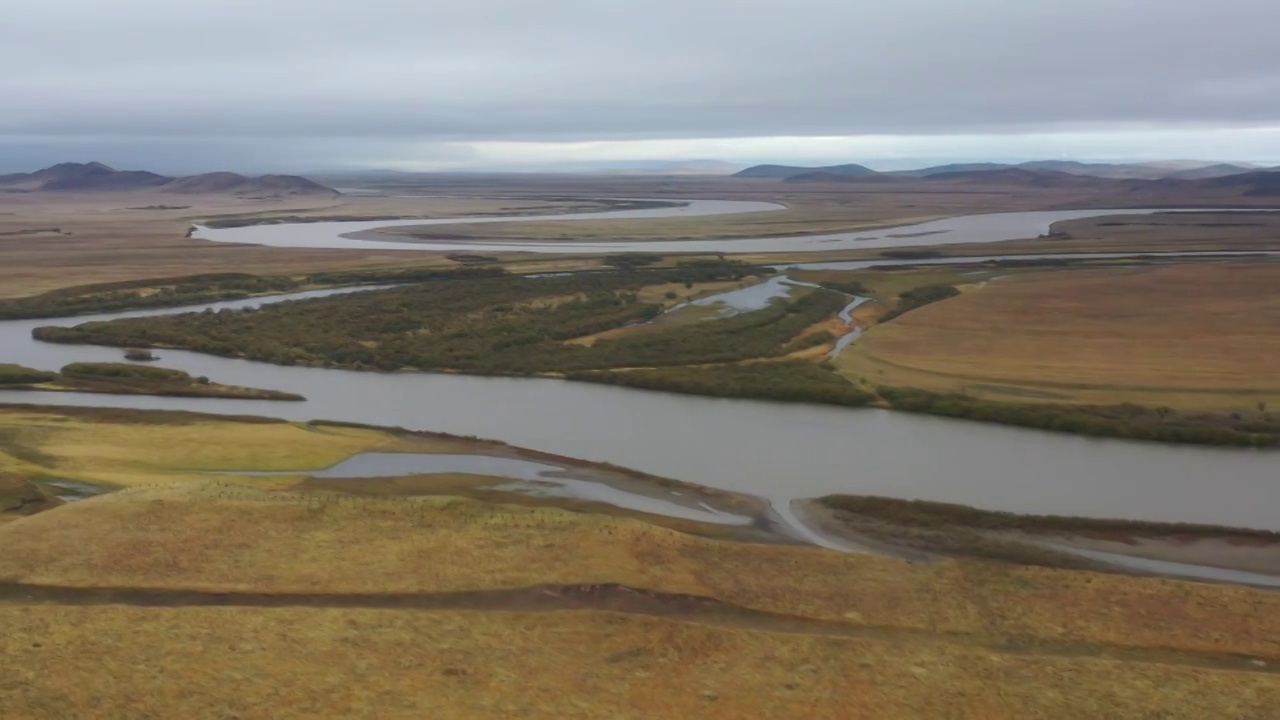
xmin=0 ymin=404 xmax=779 ymax=540
xmin=806 ymin=495 xmax=1280 ymax=584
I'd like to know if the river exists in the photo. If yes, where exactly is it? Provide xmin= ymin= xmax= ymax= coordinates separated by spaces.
xmin=192 ymin=202 xmax=1268 ymax=255
xmin=5 ymin=202 xmax=1280 ymax=532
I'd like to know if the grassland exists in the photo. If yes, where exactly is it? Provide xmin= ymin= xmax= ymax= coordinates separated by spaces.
xmin=0 ymin=405 xmax=756 ymax=534
xmin=0 ymin=191 xmax=627 ymax=298
xmin=5 ymin=480 xmax=1280 ymax=718
xmin=0 ymin=473 xmax=60 ymax=522
xmin=837 ymin=262 xmax=1280 ymax=414
xmin=3 ymin=404 xmax=1280 ymax=717
xmin=10 ymin=173 xmax=1276 ymax=303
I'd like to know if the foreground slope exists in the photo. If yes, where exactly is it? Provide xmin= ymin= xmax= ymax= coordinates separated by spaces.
xmin=2 ymin=478 xmax=1280 ymax=718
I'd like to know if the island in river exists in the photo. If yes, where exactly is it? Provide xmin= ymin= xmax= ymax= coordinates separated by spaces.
xmin=0 ymin=362 xmax=303 ymax=401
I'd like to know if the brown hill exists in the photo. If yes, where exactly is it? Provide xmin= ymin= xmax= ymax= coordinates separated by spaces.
xmin=1146 ymin=170 xmax=1280 ymax=197
xmin=0 ymin=162 xmax=170 ymax=192
xmin=0 ymin=163 xmax=338 ymax=196
xmin=161 ymin=172 xmax=338 ymax=197
xmin=1201 ymin=170 xmax=1280 ymax=196
xmin=782 ymin=169 xmax=892 ymax=183
xmin=1162 ymin=163 xmax=1258 ymax=180
xmin=736 ymin=163 xmax=880 ymax=179
xmin=920 ymin=167 xmax=1111 ymax=188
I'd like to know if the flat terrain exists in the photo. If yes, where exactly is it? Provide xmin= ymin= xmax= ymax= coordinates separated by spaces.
xmin=838 ymin=261 xmax=1280 ymax=412
xmin=0 ymin=191 xmax=625 ymax=297
xmin=8 ymin=176 xmax=1279 ymax=300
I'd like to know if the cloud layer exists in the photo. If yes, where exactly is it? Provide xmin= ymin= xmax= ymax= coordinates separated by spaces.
xmin=4 ymin=0 xmax=1279 ymax=169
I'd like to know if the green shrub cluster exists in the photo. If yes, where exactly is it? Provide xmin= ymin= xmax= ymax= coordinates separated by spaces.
xmin=34 ymin=265 xmax=809 ymax=375
xmin=0 ymin=364 xmax=57 ymax=385
xmin=0 ymin=273 xmax=306 ymax=320
xmin=568 ymin=362 xmax=875 ymax=406
xmin=815 ymin=279 xmax=869 ymax=295
xmin=60 ymin=363 xmax=191 ymax=382
xmin=878 ymin=386 xmax=1280 ymax=447
xmin=878 ymin=284 xmax=960 ymax=322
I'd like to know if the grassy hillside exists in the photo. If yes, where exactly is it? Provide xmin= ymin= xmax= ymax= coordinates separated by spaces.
xmin=2 ymin=483 xmax=1280 ymax=718
xmin=2 ymin=405 xmax=1280 ymax=717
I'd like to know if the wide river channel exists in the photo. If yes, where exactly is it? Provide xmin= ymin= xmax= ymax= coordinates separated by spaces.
xmin=5 ymin=200 xmax=1279 ymax=531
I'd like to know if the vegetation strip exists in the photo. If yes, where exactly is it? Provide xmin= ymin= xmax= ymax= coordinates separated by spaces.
xmin=0 ymin=362 xmax=302 ymax=401
xmin=817 ymin=495 xmax=1280 ymax=539
xmin=878 ymin=386 xmax=1280 ymax=447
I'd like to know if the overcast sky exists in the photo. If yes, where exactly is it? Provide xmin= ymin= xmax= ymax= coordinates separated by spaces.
xmin=4 ymin=0 xmax=1280 ymax=172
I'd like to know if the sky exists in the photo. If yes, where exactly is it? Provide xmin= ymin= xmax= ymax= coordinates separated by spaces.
xmin=3 ymin=0 xmax=1280 ymax=173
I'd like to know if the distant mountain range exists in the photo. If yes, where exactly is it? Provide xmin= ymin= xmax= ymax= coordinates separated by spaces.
xmin=734 ymin=160 xmax=1269 ymax=183
xmin=0 ymin=162 xmax=338 ymax=197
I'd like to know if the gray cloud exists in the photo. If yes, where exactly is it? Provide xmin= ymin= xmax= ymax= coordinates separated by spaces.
xmin=3 ymin=0 xmax=1279 ymax=169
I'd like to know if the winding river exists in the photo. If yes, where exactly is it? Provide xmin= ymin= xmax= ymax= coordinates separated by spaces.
xmin=193 ymin=201 xmax=1263 ymax=255
xmin=4 ymin=201 xmax=1280 ymax=534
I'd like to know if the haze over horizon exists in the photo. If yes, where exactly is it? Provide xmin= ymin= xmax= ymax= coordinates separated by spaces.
xmin=5 ymin=0 xmax=1280 ymax=173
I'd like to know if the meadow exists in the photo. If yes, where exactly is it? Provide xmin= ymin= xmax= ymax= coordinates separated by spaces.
xmin=838 ymin=262 xmax=1280 ymax=414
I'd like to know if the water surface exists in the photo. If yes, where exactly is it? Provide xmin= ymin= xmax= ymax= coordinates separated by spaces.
xmin=5 ymin=252 xmax=1279 ymax=532
xmin=194 ymin=206 xmax=1271 ymax=255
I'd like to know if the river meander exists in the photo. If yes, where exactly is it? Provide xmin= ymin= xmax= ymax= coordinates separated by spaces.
xmin=5 ymin=202 xmax=1279 ymax=532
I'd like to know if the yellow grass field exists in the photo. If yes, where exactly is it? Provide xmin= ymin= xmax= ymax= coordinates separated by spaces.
xmin=0 ymin=408 xmax=436 ymax=488
xmin=3 ymin=483 xmax=1280 ymax=718
xmin=5 ymin=605 xmax=1280 ymax=720
xmin=840 ymin=262 xmax=1280 ymax=412
xmin=3 ymin=406 xmax=1280 ymax=717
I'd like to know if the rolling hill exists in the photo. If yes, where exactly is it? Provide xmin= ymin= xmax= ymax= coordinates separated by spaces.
xmin=918 ymin=167 xmax=1110 ymax=187
xmin=0 ymin=162 xmax=170 ymax=192
xmin=734 ymin=163 xmax=880 ymax=179
xmin=735 ymin=159 xmax=1266 ymax=183
xmin=161 ymin=172 xmax=338 ymax=197
xmin=0 ymin=162 xmax=338 ymax=196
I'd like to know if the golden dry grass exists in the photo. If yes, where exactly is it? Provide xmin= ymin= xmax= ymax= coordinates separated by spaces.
xmin=841 ymin=262 xmax=1280 ymax=411
xmin=4 ymin=482 xmax=1280 ymax=661
xmin=3 ymin=400 xmax=1280 ymax=718
xmin=5 ymin=604 xmax=1280 ymax=720
xmin=3 ymin=485 xmax=1280 ymax=718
